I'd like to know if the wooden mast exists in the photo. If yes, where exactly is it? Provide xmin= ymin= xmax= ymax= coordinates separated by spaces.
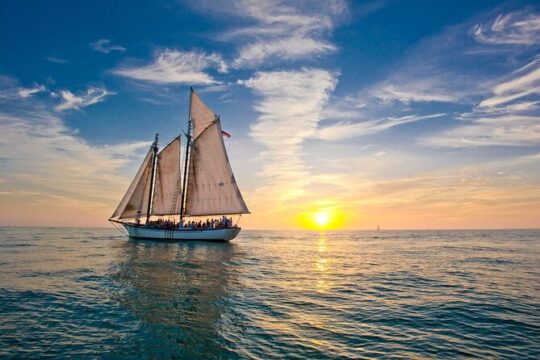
xmin=179 ymin=87 xmax=193 ymax=219
xmin=146 ymin=133 xmax=159 ymax=223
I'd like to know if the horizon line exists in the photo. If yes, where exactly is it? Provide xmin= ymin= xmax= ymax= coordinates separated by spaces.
xmin=1 ymin=225 xmax=539 ymax=231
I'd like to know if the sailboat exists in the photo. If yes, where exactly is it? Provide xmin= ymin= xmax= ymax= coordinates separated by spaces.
xmin=109 ymin=88 xmax=249 ymax=241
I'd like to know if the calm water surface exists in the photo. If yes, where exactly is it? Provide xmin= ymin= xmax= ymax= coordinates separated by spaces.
xmin=0 ymin=228 xmax=539 ymax=359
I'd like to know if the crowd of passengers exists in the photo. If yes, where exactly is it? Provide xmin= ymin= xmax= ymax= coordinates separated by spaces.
xmin=144 ymin=216 xmax=234 ymax=230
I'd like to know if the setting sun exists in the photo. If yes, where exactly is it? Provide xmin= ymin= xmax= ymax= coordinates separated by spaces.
xmin=298 ymin=207 xmax=345 ymax=230
xmin=314 ymin=211 xmax=330 ymax=227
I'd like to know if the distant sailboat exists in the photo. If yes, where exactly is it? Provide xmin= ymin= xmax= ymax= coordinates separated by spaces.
xmin=109 ymin=88 xmax=249 ymax=241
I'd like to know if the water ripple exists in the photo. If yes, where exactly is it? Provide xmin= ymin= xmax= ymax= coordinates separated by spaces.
xmin=0 ymin=228 xmax=539 ymax=358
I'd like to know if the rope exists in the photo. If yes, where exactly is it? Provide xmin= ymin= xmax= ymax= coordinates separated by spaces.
xmin=111 ymin=221 xmax=127 ymax=236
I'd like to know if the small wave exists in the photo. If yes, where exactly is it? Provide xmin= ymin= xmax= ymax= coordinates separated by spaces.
xmin=0 ymin=228 xmax=539 ymax=358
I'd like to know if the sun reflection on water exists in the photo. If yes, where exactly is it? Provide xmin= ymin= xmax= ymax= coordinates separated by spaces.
xmin=315 ymin=234 xmax=330 ymax=293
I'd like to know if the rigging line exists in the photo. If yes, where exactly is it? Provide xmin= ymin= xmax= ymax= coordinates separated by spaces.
xmin=190 ymin=116 xmax=218 ymax=144
xmin=111 ymin=221 xmax=127 ymax=236
xmin=156 ymin=135 xmax=181 ymax=156
xmin=168 ymin=170 xmax=182 ymax=216
xmin=215 ymin=117 xmax=248 ymax=211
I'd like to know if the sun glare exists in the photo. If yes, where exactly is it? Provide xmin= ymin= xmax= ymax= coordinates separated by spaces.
xmin=298 ymin=206 xmax=345 ymax=230
xmin=315 ymin=211 xmax=330 ymax=227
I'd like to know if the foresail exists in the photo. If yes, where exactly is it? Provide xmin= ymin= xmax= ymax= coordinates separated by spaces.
xmin=184 ymin=117 xmax=249 ymax=216
xmin=152 ymin=137 xmax=182 ymax=216
xmin=112 ymin=148 xmax=154 ymax=219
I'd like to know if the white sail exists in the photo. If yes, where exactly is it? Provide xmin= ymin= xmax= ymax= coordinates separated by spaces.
xmin=184 ymin=95 xmax=249 ymax=216
xmin=112 ymin=148 xmax=154 ymax=219
xmin=151 ymin=137 xmax=182 ymax=216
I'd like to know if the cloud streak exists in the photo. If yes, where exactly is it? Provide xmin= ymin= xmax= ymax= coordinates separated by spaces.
xmin=18 ymin=85 xmax=46 ymax=98
xmin=373 ymin=83 xmax=458 ymax=104
xmin=473 ymin=11 xmax=540 ymax=46
xmin=54 ymin=87 xmax=114 ymax=111
xmin=425 ymin=114 xmax=540 ymax=147
xmin=240 ymin=68 xmax=337 ymax=203
xmin=202 ymin=0 xmax=347 ymax=68
xmin=478 ymin=58 xmax=540 ymax=109
xmin=90 ymin=39 xmax=126 ymax=54
xmin=316 ymin=113 xmax=446 ymax=141
xmin=425 ymin=42 xmax=540 ymax=148
xmin=0 ymin=78 xmax=150 ymax=226
xmin=324 ymin=9 xmax=540 ymax=148
xmin=45 ymin=56 xmax=68 ymax=64
xmin=114 ymin=49 xmax=227 ymax=85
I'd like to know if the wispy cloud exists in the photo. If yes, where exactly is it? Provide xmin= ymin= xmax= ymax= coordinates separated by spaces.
xmin=90 ymin=38 xmax=126 ymax=54
xmin=242 ymin=68 xmax=337 ymax=149
xmin=0 ymin=77 xmax=149 ymax=226
xmin=201 ymin=0 xmax=347 ymax=68
xmin=323 ymin=9 xmax=540 ymax=148
xmin=240 ymin=68 xmax=337 ymax=203
xmin=373 ymin=83 xmax=458 ymax=104
xmin=425 ymin=115 xmax=540 ymax=147
xmin=0 ymin=76 xmax=22 ymax=100
xmin=316 ymin=113 xmax=446 ymax=141
xmin=113 ymin=49 xmax=227 ymax=85
xmin=423 ymin=34 xmax=540 ymax=148
xmin=473 ymin=11 xmax=540 ymax=46
xmin=53 ymin=87 xmax=114 ymax=112
xmin=0 ymin=110 xmax=148 ymax=224
xmin=477 ymin=57 xmax=540 ymax=109
xmin=104 ymin=141 xmax=152 ymax=157
xmin=45 ymin=56 xmax=68 ymax=64
xmin=18 ymin=84 xmax=46 ymax=98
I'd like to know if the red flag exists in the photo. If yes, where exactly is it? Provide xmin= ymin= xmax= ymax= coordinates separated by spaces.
xmin=221 ymin=130 xmax=231 ymax=138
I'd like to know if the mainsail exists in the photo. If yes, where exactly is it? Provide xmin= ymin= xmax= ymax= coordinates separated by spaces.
xmin=151 ymin=137 xmax=182 ymax=215
xmin=111 ymin=147 xmax=154 ymax=219
xmin=184 ymin=91 xmax=249 ymax=216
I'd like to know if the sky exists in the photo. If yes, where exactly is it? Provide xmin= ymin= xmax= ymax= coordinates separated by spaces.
xmin=0 ymin=0 xmax=539 ymax=229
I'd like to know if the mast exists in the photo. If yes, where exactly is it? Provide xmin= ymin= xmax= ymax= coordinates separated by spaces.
xmin=146 ymin=133 xmax=159 ymax=223
xmin=179 ymin=87 xmax=193 ymax=219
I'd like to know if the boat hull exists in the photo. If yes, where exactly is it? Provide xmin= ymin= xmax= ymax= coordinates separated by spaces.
xmin=122 ymin=224 xmax=241 ymax=242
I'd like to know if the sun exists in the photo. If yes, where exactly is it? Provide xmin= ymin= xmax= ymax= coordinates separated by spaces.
xmin=298 ymin=206 xmax=344 ymax=230
xmin=314 ymin=211 xmax=330 ymax=227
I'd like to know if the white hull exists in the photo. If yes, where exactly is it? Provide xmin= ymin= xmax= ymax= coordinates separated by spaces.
xmin=122 ymin=224 xmax=241 ymax=242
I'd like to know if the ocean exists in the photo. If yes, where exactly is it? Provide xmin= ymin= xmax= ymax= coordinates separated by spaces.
xmin=0 ymin=227 xmax=538 ymax=359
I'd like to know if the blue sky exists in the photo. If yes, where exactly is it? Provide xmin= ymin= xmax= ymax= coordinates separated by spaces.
xmin=1 ymin=0 xmax=539 ymax=228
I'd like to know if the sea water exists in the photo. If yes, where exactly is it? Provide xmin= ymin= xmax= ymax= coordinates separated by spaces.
xmin=0 ymin=227 xmax=538 ymax=359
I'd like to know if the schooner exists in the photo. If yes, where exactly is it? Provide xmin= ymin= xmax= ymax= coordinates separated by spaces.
xmin=109 ymin=88 xmax=249 ymax=241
